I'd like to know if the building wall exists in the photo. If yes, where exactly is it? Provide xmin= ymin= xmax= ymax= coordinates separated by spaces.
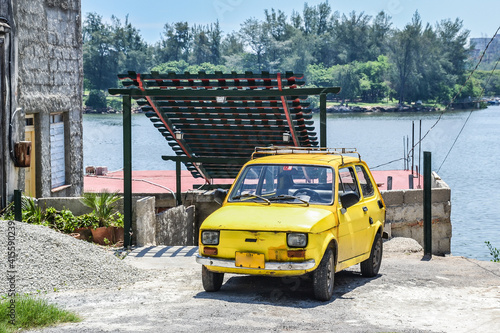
xmin=0 ymin=0 xmax=21 ymax=208
xmin=12 ymin=0 xmax=83 ymax=198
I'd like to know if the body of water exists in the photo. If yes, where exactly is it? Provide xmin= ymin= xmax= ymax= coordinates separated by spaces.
xmin=83 ymin=105 xmax=500 ymax=261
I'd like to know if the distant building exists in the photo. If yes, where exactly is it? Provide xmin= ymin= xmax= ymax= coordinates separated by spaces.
xmin=470 ymin=35 xmax=500 ymax=62
xmin=0 ymin=0 xmax=83 ymax=209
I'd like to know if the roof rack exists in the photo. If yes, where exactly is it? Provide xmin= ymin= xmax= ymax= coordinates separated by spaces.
xmin=251 ymin=146 xmax=361 ymax=164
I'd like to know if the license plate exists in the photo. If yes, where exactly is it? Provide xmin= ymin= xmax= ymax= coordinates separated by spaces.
xmin=235 ymin=252 xmax=265 ymax=269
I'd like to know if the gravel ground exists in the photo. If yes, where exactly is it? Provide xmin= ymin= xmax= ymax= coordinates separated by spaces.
xmin=0 ymin=220 xmax=150 ymax=295
xmin=1 ymin=220 xmax=499 ymax=332
xmin=31 ymin=249 xmax=500 ymax=333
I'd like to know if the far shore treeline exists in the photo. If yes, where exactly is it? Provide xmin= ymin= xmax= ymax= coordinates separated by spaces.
xmin=83 ymin=1 xmax=500 ymax=110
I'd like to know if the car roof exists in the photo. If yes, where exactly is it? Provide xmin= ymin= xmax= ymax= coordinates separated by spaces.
xmin=247 ymin=153 xmax=362 ymax=167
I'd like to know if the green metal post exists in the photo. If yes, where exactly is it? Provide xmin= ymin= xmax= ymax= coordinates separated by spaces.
xmin=320 ymin=93 xmax=327 ymax=148
xmin=423 ymin=151 xmax=432 ymax=257
xmin=176 ymin=160 xmax=182 ymax=206
xmin=14 ymin=190 xmax=22 ymax=221
xmin=123 ymin=95 xmax=132 ymax=249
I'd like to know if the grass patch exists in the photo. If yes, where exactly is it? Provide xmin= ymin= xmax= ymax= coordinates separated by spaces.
xmin=0 ymin=295 xmax=80 ymax=332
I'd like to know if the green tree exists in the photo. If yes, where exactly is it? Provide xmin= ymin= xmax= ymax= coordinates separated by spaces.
xmin=358 ymin=56 xmax=390 ymax=102
xmin=388 ymin=11 xmax=422 ymax=104
xmin=367 ymin=11 xmax=392 ymax=60
xmin=150 ymin=60 xmax=190 ymax=73
xmin=190 ymin=25 xmax=212 ymax=64
xmin=83 ymin=13 xmax=119 ymax=90
xmin=239 ymin=18 xmax=268 ymax=71
xmin=159 ymin=22 xmax=191 ymax=62
xmin=110 ymin=15 xmax=152 ymax=73
xmin=333 ymin=11 xmax=372 ymax=64
xmin=85 ymin=90 xmax=107 ymax=110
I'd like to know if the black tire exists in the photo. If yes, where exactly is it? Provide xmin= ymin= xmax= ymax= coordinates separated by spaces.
xmin=313 ymin=247 xmax=335 ymax=301
xmin=202 ymin=265 xmax=224 ymax=292
xmin=361 ymin=233 xmax=383 ymax=277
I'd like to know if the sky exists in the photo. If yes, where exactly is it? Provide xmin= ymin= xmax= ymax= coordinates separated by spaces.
xmin=81 ymin=0 xmax=499 ymax=44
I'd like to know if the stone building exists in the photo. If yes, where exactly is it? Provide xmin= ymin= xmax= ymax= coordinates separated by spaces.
xmin=0 ymin=0 xmax=83 ymax=209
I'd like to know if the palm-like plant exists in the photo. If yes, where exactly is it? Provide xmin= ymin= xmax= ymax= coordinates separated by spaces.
xmin=80 ymin=191 xmax=121 ymax=228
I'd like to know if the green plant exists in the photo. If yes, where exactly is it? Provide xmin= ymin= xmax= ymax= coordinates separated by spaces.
xmin=42 ymin=208 xmax=80 ymax=233
xmin=80 ymin=191 xmax=121 ymax=228
xmin=109 ymin=212 xmax=124 ymax=228
xmin=485 ymin=241 xmax=499 ymax=262
xmin=21 ymin=196 xmax=43 ymax=224
xmin=0 ymin=295 xmax=80 ymax=332
xmin=76 ymin=213 xmax=99 ymax=229
xmin=0 ymin=201 xmax=14 ymax=220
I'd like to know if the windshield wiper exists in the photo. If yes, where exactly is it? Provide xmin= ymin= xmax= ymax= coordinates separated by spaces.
xmin=232 ymin=193 xmax=271 ymax=205
xmin=268 ymin=195 xmax=309 ymax=206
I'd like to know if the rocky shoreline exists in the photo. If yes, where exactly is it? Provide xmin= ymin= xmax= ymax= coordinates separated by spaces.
xmin=314 ymin=105 xmax=440 ymax=113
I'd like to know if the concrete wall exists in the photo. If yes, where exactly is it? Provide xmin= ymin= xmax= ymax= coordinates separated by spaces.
xmin=382 ymin=172 xmax=452 ymax=255
xmin=133 ymin=196 xmax=156 ymax=246
xmin=6 ymin=0 xmax=83 ymax=200
xmin=156 ymin=205 xmax=195 ymax=246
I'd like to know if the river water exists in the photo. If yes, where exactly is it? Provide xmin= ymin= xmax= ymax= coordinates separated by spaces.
xmin=83 ymin=105 xmax=500 ymax=261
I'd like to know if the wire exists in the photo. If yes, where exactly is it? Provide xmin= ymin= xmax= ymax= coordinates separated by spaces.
xmin=371 ymin=157 xmax=405 ymax=170
xmin=373 ymin=26 xmax=500 ymax=171
xmin=437 ymin=54 xmax=500 ymax=172
xmin=409 ymin=26 xmax=500 ymax=160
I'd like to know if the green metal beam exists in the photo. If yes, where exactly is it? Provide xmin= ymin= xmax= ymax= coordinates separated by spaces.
xmin=162 ymin=156 xmax=249 ymax=164
xmin=423 ymin=151 xmax=432 ymax=258
xmin=320 ymin=93 xmax=327 ymax=148
xmin=123 ymin=95 xmax=132 ymax=249
xmin=109 ymin=87 xmax=340 ymax=98
xmin=14 ymin=190 xmax=22 ymax=222
xmin=165 ymin=156 xmax=249 ymax=204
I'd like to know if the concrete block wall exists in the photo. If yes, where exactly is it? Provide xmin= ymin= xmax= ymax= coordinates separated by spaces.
xmin=382 ymin=173 xmax=452 ymax=255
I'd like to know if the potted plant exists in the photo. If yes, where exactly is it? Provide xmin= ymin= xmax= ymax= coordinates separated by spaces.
xmin=80 ymin=191 xmax=121 ymax=245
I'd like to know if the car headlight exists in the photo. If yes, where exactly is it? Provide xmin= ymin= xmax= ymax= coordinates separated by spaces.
xmin=201 ymin=230 xmax=219 ymax=245
xmin=287 ymin=233 xmax=308 ymax=248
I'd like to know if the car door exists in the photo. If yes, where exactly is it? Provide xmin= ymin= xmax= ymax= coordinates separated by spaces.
xmin=337 ymin=166 xmax=367 ymax=261
xmin=354 ymin=164 xmax=383 ymax=254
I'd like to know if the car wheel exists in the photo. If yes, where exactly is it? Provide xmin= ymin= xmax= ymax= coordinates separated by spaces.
xmin=361 ymin=233 xmax=383 ymax=277
xmin=202 ymin=265 xmax=224 ymax=292
xmin=313 ymin=247 xmax=335 ymax=301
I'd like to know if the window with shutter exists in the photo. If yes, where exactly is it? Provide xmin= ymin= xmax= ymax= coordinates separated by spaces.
xmin=50 ymin=113 xmax=65 ymax=188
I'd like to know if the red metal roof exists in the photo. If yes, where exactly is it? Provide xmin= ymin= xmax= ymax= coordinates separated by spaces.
xmin=84 ymin=170 xmax=421 ymax=194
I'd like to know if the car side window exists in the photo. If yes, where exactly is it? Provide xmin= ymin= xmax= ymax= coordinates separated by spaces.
xmin=355 ymin=165 xmax=375 ymax=198
xmin=338 ymin=167 xmax=360 ymax=196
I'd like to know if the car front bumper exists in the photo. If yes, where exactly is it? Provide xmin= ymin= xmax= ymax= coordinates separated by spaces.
xmin=196 ymin=254 xmax=316 ymax=271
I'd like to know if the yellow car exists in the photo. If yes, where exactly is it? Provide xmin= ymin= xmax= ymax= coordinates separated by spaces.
xmin=196 ymin=147 xmax=386 ymax=301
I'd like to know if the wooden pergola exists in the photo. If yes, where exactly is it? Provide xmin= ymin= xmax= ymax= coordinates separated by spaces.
xmin=109 ymin=71 xmax=340 ymax=248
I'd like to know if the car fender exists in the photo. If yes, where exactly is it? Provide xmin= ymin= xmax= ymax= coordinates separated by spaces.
xmin=312 ymin=228 xmax=338 ymax=270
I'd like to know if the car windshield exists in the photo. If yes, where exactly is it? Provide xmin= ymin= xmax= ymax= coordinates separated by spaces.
xmin=229 ymin=164 xmax=334 ymax=205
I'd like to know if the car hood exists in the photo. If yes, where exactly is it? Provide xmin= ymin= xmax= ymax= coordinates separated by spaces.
xmin=202 ymin=204 xmax=335 ymax=233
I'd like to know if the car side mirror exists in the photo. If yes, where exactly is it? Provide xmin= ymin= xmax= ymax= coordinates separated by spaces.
xmin=340 ymin=191 xmax=360 ymax=210
xmin=213 ymin=189 xmax=228 ymax=205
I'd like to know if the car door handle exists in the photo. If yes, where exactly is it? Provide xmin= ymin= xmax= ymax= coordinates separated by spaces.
xmin=362 ymin=206 xmax=368 ymax=212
